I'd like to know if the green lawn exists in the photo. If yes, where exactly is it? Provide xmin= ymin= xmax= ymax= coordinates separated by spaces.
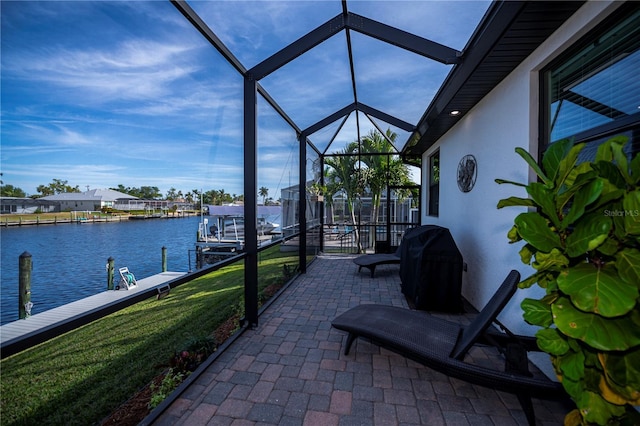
xmin=1 ymin=246 xmax=300 ymax=426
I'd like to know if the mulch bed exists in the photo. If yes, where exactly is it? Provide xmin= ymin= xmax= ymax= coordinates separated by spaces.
xmin=99 ymin=313 xmax=239 ymax=426
xmin=100 ymin=283 xmax=282 ymax=426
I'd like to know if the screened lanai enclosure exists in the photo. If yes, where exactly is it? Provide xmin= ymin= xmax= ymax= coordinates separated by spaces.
xmin=178 ymin=0 xmax=483 ymax=325
xmin=1 ymin=0 xmax=492 ymax=328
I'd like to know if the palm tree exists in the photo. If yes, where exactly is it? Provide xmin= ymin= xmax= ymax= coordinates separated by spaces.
xmin=259 ymin=187 xmax=269 ymax=205
xmin=360 ymin=129 xmax=411 ymax=225
xmin=165 ymin=187 xmax=178 ymax=201
xmin=325 ymin=142 xmax=365 ymax=252
xmin=324 ymin=129 xmax=413 ymax=252
xmin=320 ymin=166 xmax=340 ymax=224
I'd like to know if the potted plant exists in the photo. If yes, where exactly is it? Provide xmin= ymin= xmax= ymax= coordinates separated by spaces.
xmin=496 ymin=136 xmax=640 ymax=425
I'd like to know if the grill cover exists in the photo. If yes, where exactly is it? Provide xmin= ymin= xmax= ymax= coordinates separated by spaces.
xmin=399 ymin=225 xmax=463 ymax=312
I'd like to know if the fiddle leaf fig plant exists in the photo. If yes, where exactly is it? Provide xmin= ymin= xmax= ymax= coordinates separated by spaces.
xmin=496 ymin=136 xmax=640 ymax=425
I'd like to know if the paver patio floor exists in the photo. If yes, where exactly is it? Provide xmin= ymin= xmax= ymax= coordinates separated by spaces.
xmin=151 ymin=254 xmax=573 ymax=425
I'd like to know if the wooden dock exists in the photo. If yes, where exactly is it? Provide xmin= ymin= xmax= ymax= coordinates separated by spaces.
xmin=0 ymin=271 xmax=186 ymax=358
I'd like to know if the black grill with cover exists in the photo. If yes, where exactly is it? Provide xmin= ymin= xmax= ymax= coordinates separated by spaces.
xmin=399 ymin=225 xmax=463 ymax=312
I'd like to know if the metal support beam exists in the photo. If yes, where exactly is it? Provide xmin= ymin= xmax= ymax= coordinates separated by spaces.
xmin=357 ymin=103 xmax=415 ymax=132
xmin=243 ymin=77 xmax=259 ymax=328
xmin=257 ymin=84 xmax=301 ymax=134
xmin=319 ymin=152 xmax=325 ymax=252
xmin=326 ymin=113 xmax=351 ymax=155
xmin=299 ymin=132 xmax=308 ymax=274
xmin=303 ymin=103 xmax=356 ymax=136
xmin=249 ymin=14 xmax=346 ymax=80
xmin=306 ymin=138 xmax=323 ymax=157
xmin=302 ymin=102 xmax=415 ymax=142
xmin=171 ymin=0 xmax=247 ymax=75
xmin=364 ymin=113 xmax=399 ymax=152
xmin=346 ymin=12 xmax=461 ymax=65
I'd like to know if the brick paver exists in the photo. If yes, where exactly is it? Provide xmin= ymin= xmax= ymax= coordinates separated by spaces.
xmin=150 ymin=255 xmax=573 ymax=425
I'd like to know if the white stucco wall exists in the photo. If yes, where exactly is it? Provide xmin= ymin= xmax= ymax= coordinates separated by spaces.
xmin=58 ymin=200 xmax=100 ymax=211
xmin=421 ymin=0 xmax=622 ymax=349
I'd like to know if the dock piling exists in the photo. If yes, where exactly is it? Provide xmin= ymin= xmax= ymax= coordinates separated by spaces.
xmin=162 ymin=246 xmax=167 ymax=272
xmin=19 ymin=252 xmax=32 ymax=319
xmin=107 ymin=257 xmax=115 ymax=290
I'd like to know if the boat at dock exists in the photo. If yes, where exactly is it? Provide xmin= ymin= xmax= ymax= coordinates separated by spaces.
xmin=195 ymin=205 xmax=280 ymax=265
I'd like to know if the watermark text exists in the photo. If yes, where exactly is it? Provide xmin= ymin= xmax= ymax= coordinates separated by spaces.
xmin=603 ymin=209 xmax=640 ymax=217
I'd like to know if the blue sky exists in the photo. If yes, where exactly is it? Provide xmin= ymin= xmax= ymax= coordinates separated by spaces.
xmin=1 ymin=0 xmax=490 ymax=199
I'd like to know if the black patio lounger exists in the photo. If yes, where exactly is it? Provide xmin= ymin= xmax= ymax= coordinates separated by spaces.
xmin=353 ymin=245 xmax=401 ymax=278
xmin=332 ymin=270 xmax=567 ymax=425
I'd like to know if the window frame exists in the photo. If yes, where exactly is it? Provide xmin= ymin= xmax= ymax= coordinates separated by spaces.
xmin=427 ymin=149 xmax=439 ymax=217
xmin=539 ymin=3 xmax=640 ymax=157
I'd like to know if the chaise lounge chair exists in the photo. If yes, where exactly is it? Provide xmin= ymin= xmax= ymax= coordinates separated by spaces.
xmin=353 ymin=244 xmax=402 ymax=278
xmin=331 ymin=270 xmax=567 ymax=425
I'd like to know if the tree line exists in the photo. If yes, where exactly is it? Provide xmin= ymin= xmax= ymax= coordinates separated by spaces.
xmin=0 ymin=178 xmax=249 ymax=205
xmin=1 ymin=129 xmax=412 ymax=212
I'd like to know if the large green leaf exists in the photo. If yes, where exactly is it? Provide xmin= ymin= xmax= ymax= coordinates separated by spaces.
xmin=557 ymin=349 xmax=585 ymax=381
xmin=616 ymin=248 xmax=640 ymax=288
xmin=591 ymin=179 xmax=625 ymax=213
xmin=543 ymin=138 xmax=573 ymax=182
xmin=565 ymin=212 xmax=612 ymax=257
xmin=596 ymin=238 xmax=619 ymax=256
xmin=552 ymin=297 xmax=640 ymax=351
xmin=557 ymin=167 xmax=597 ymax=213
xmin=561 ymin=178 xmax=604 ymax=228
xmin=631 ymin=154 xmax=640 ymax=185
xmin=559 ymin=375 xmax=583 ymax=401
xmin=623 ymin=190 xmax=640 ymax=235
xmin=496 ymin=196 xmax=536 ymax=209
xmin=515 ymin=147 xmax=551 ymax=186
xmin=557 ymin=264 xmax=638 ymax=317
xmin=610 ymin=139 xmax=631 ymax=184
xmin=593 ymin=160 xmax=626 ymax=189
xmin=601 ymin=351 xmax=640 ymax=397
xmin=532 ymin=248 xmax=569 ymax=272
xmin=584 ymin=363 xmax=603 ymax=390
xmin=595 ymin=135 xmax=628 ymax=163
xmin=608 ymin=200 xmax=628 ymax=240
xmin=596 ymin=142 xmax=613 ymax=162
xmin=555 ymin=141 xmax=584 ymax=189
xmin=514 ymin=212 xmax=562 ymax=252
xmin=538 ymin=273 xmax=559 ymax=291
xmin=518 ymin=243 xmax=533 ymax=264
xmin=521 ymin=297 xmax=553 ymax=327
xmin=527 ymin=182 xmax=561 ymax=227
xmin=508 ymin=225 xmax=521 ymax=243
xmin=577 ymin=391 xmax=627 ymax=425
xmin=536 ymin=327 xmax=569 ymax=355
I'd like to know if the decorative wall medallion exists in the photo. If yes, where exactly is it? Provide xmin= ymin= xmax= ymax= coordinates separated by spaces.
xmin=457 ymin=154 xmax=477 ymax=192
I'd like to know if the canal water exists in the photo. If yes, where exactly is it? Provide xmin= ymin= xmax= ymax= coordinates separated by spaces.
xmin=0 ymin=216 xmax=204 ymax=325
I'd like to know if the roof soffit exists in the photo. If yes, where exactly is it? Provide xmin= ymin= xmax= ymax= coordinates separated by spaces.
xmin=403 ymin=0 xmax=587 ymax=156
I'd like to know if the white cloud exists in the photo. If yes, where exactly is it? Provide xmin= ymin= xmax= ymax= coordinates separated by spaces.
xmin=6 ymin=41 xmax=200 ymax=103
xmin=1 ymin=0 xmax=491 ymax=197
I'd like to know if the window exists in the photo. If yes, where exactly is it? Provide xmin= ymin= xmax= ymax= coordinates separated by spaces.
xmin=541 ymin=5 xmax=640 ymax=156
xmin=428 ymin=150 xmax=439 ymax=216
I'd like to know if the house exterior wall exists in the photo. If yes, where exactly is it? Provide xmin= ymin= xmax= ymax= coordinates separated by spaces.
xmin=421 ymin=1 xmax=621 ymax=342
xmin=0 ymin=198 xmax=59 ymax=214
xmin=57 ymin=200 xmax=101 ymax=211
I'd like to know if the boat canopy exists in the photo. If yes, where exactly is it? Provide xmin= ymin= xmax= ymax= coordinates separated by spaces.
xmin=206 ymin=205 xmax=281 ymax=217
